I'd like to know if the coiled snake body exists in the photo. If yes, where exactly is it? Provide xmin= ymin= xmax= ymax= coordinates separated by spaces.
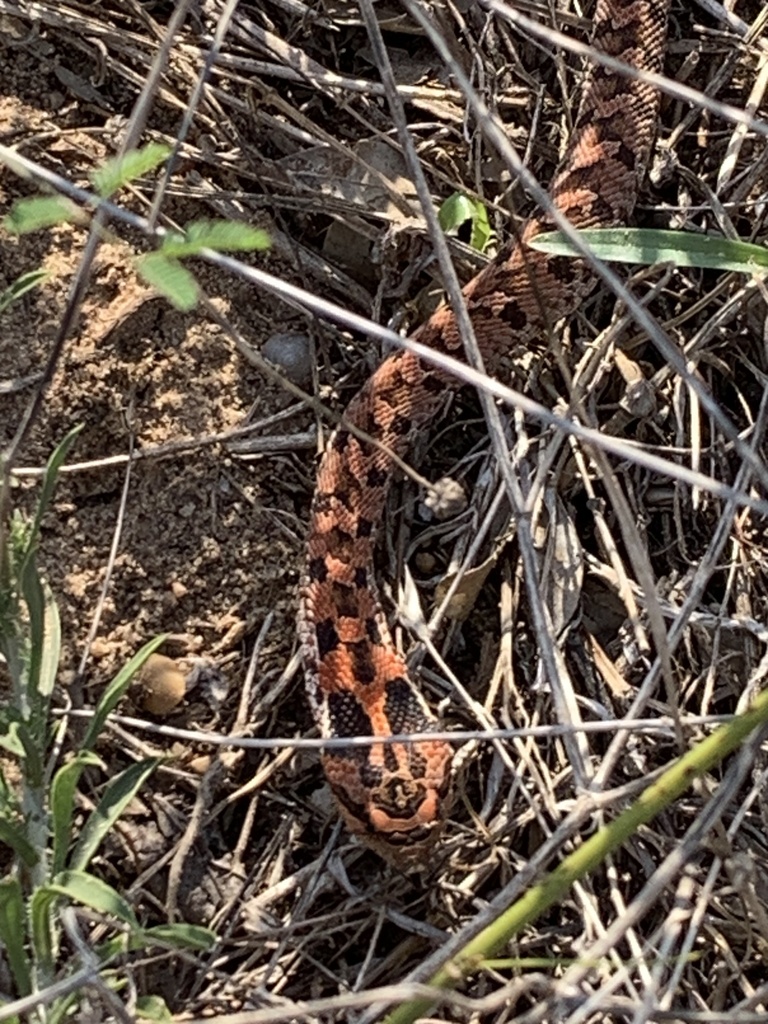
xmin=298 ymin=0 xmax=670 ymax=860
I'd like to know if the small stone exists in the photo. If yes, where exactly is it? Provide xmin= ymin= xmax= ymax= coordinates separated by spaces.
xmin=261 ymin=331 xmax=313 ymax=388
xmin=135 ymin=654 xmax=187 ymax=716
xmin=89 ymin=638 xmax=111 ymax=659
xmin=170 ymin=580 xmax=188 ymax=599
xmin=415 ymin=552 xmax=437 ymax=573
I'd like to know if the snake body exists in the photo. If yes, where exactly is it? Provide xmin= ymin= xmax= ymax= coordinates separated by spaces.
xmin=298 ymin=0 xmax=670 ymax=859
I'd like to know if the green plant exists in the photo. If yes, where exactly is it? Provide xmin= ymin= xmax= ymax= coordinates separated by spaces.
xmin=0 ymin=431 xmax=214 ymax=1022
xmin=2 ymin=143 xmax=270 ymax=312
xmin=438 ymin=191 xmax=493 ymax=252
xmin=0 ymin=270 xmax=50 ymax=316
xmin=386 ymin=692 xmax=768 ymax=1024
xmin=529 ymin=226 xmax=768 ymax=273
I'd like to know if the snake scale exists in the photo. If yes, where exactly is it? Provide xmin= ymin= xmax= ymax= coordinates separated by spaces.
xmin=298 ymin=0 xmax=671 ymax=860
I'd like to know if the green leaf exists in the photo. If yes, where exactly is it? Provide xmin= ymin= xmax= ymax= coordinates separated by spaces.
xmin=135 ymin=253 xmax=198 ymax=311
xmin=82 ymin=635 xmax=168 ymax=752
xmin=0 ymin=269 xmax=49 ymax=314
xmin=528 ymin=227 xmax=768 ymax=274
xmin=0 ymin=768 xmax=13 ymax=811
xmin=30 ymin=888 xmax=55 ymax=975
xmin=0 ymin=817 xmax=39 ymax=868
xmin=37 ymin=871 xmax=140 ymax=932
xmin=438 ymin=192 xmax=474 ymax=234
xmin=135 ymin=995 xmax=173 ymax=1022
xmin=14 ymin=720 xmax=44 ymax=790
xmin=31 ymin=873 xmax=139 ymax=981
xmin=45 ymin=994 xmax=82 ymax=1024
xmin=11 ymin=428 xmax=79 ymax=728
xmin=160 ymin=219 xmax=270 ymax=258
xmin=17 ymin=552 xmax=45 ymax=696
xmin=92 ymin=143 xmax=171 ymax=198
xmin=0 ymin=878 xmax=32 ymax=996
xmin=438 ymin=193 xmax=492 ymax=253
xmin=0 ymin=627 xmax=23 ymax=693
xmin=30 ymin=426 xmax=84 ymax=550
xmin=16 ymin=558 xmax=55 ymax=735
xmin=469 ymin=201 xmax=491 ymax=253
xmin=51 ymin=751 xmax=103 ymax=875
xmin=3 ymin=196 xmax=80 ymax=234
xmin=92 ymin=933 xmax=130 ymax=962
xmin=69 ymin=758 xmax=162 ymax=871
xmin=140 ymin=923 xmax=216 ymax=952
xmin=0 ymin=711 xmax=27 ymax=758
xmin=0 ymin=711 xmax=45 ymax=805
xmin=36 ymin=578 xmax=61 ymax=701
xmin=95 ymin=922 xmax=216 ymax=964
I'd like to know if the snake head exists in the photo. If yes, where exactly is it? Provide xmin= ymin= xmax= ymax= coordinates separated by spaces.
xmin=322 ymin=737 xmax=454 ymax=865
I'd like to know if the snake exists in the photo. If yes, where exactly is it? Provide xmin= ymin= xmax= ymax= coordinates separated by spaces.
xmin=298 ymin=0 xmax=670 ymax=861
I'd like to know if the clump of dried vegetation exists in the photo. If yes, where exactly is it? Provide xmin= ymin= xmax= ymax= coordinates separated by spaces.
xmin=2 ymin=0 xmax=768 ymax=1021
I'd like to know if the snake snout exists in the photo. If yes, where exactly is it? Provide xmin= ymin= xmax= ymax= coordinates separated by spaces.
xmin=364 ymin=770 xmax=446 ymax=850
xmin=321 ymin=731 xmax=454 ymax=859
xmin=366 ymin=781 xmax=444 ymax=864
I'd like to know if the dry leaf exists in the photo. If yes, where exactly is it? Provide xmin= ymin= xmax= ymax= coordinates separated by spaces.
xmin=587 ymin=632 xmax=633 ymax=698
xmin=434 ymin=550 xmax=499 ymax=622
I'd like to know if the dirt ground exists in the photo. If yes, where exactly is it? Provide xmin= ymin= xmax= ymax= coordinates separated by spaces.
xmin=0 ymin=6 xmax=325 ymax=1010
xmin=3 ymin=0 xmax=768 ymax=1021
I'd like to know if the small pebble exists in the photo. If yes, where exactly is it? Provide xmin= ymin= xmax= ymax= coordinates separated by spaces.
xmin=414 ymin=552 xmax=437 ymax=573
xmin=261 ymin=331 xmax=313 ymax=388
xmin=135 ymin=653 xmax=187 ymax=716
xmin=89 ymin=638 xmax=111 ymax=659
xmin=188 ymin=755 xmax=212 ymax=775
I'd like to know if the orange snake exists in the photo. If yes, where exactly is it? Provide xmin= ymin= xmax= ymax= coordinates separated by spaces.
xmin=298 ymin=0 xmax=670 ymax=860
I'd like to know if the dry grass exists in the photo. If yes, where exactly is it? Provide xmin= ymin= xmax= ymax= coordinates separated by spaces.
xmin=2 ymin=0 xmax=768 ymax=1020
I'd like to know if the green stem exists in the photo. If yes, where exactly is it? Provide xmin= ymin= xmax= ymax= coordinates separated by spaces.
xmin=386 ymin=688 xmax=768 ymax=1024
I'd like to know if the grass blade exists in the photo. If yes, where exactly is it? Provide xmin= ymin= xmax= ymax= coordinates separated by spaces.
xmin=0 ymin=878 xmax=32 ymax=996
xmin=81 ymin=635 xmax=167 ymax=752
xmin=0 ymin=269 xmax=49 ymax=314
xmin=30 ymin=427 xmax=83 ymax=545
xmin=69 ymin=758 xmax=162 ymax=872
xmin=529 ymin=227 xmax=768 ymax=273
xmin=51 ymin=751 xmax=102 ymax=875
